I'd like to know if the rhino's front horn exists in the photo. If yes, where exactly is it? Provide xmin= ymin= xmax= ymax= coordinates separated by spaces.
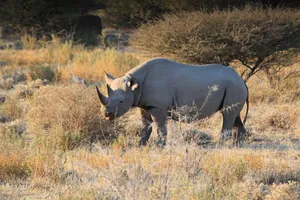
xmin=96 ymin=86 xmax=108 ymax=105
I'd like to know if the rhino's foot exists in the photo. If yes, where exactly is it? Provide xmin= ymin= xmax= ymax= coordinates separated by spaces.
xmin=220 ymin=130 xmax=232 ymax=141
xmin=217 ymin=136 xmax=235 ymax=148
xmin=155 ymin=138 xmax=166 ymax=149
xmin=233 ymin=140 xmax=244 ymax=148
xmin=138 ymin=139 xmax=148 ymax=147
xmin=233 ymin=135 xmax=246 ymax=148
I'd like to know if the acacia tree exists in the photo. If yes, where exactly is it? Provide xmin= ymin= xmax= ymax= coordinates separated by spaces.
xmin=131 ymin=5 xmax=300 ymax=81
xmin=104 ymin=0 xmax=250 ymax=28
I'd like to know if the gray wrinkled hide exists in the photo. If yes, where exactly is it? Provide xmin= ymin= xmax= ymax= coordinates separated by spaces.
xmin=97 ymin=58 xmax=249 ymax=147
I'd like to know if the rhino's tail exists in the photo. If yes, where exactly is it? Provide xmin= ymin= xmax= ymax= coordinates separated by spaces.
xmin=243 ymin=83 xmax=249 ymax=125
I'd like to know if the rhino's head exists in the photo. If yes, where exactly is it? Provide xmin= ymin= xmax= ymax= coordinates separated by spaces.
xmin=96 ymin=72 xmax=139 ymax=120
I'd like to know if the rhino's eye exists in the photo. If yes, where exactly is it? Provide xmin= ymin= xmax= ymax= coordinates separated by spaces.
xmin=120 ymin=100 xmax=124 ymax=104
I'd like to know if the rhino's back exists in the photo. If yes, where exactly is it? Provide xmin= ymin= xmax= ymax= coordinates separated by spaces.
xmin=130 ymin=58 xmax=246 ymax=113
xmin=131 ymin=58 xmax=239 ymax=85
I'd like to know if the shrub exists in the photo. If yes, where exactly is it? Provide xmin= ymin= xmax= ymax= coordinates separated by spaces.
xmin=269 ymin=112 xmax=295 ymax=130
xmin=21 ymin=31 xmax=38 ymax=50
xmin=28 ymin=85 xmax=115 ymax=150
xmin=0 ymin=127 xmax=30 ymax=181
xmin=13 ymin=84 xmax=34 ymax=99
xmin=131 ymin=5 xmax=300 ymax=81
xmin=0 ymin=77 xmax=14 ymax=89
xmin=0 ymin=98 xmax=24 ymax=120
xmin=47 ymin=35 xmax=74 ymax=65
xmin=265 ymin=181 xmax=299 ymax=200
xmin=28 ymin=65 xmax=55 ymax=82
xmin=0 ymin=152 xmax=31 ymax=181
xmin=202 ymin=152 xmax=248 ymax=186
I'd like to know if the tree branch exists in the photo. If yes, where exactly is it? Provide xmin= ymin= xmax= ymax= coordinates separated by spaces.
xmin=237 ymin=59 xmax=253 ymax=70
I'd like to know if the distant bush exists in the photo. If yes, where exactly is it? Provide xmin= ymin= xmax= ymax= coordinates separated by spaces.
xmin=0 ymin=0 xmax=104 ymax=37
xmin=131 ymin=5 xmax=300 ymax=81
xmin=21 ymin=31 xmax=38 ymax=50
xmin=0 ymin=78 xmax=14 ymax=90
xmin=0 ymin=150 xmax=30 ymax=181
xmin=29 ymin=65 xmax=55 ymax=82
xmin=0 ymin=98 xmax=24 ymax=121
xmin=73 ymin=15 xmax=102 ymax=47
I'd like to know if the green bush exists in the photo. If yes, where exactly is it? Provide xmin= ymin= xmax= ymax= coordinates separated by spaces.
xmin=0 ymin=0 xmax=104 ymax=39
xmin=29 ymin=65 xmax=55 ymax=82
xmin=131 ymin=5 xmax=300 ymax=80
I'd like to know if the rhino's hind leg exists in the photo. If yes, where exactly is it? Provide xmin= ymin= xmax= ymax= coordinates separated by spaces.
xmin=220 ymin=114 xmax=236 ymax=142
xmin=219 ymin=84 xmax=246 ymax=147
xmin=233 ymin=115 xmax=246 ymax=147
xmin=139 ymin=108 xmax=153 ymax=146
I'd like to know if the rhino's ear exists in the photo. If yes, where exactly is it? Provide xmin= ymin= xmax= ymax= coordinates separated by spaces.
xmin=127 ymin=78 xmax=138 ymax=91
xmin=104 ymin=72 xmax=115 ymax=85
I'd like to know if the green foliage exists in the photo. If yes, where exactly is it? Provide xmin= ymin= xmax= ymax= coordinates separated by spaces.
xmin=0 ymin=0 xmax=104 ymax=37
xmin=131 ymin=5 xmax=300 ymax=80
xmin=73 ymin=15 xmax=103 ymax=47
xmin=0 ymin=0 xmax=52 ymax=31
xmin=29 ymin=65 xmax=55 ymax=82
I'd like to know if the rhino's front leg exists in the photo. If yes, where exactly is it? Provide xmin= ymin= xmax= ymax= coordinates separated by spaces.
xmin=150 ymin=108 xmax=168 ymax=148
xmin=139 ymin=108 xmax=153 ymax=146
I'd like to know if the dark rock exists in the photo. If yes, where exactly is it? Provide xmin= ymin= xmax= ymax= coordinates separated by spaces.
xmin=0 ymin=61 xmax=8 ymax=68
xmin=0 ymin=116 xmax=9 ymax=123
xmin=6 ymin=121 xmax=27 ymax=135
xmin=70 ymin=76 xmax=88 ymax=86
xmin=0 ymin=95 xmax=5 ymax=103
xmin=104 ymin=34 xmax=119 ymax=48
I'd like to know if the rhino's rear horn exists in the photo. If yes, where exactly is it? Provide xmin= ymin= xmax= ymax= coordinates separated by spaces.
xmin=107 ymin=84 xmax=113 ymax=96
xmin=96 ymin=86 xmax=109 ymax=105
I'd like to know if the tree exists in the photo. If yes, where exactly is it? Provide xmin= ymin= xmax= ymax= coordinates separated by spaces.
xmin=131 ymin=5 xmax=300 ymax=81
xmin=104 ymin=0 xmax=253 ymax=28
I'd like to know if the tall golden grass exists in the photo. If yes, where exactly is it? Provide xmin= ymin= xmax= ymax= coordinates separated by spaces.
xmin=0 ymin=35 xmax=143 ymax=83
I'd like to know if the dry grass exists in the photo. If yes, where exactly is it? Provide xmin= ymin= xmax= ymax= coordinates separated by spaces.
xmin=0 ymin=35 xmax=144 ymax=84
xmin=0 ymin=127 xmax=30 ymax=182
xmin=21 ymin=32 xmax=38 ymax=50
xmin=0 ymin=151 xmax=30 ymax=182
xmin=27 ymin=146 xmax=298 ymax=200
xmin=0 ymin=34 xmax=299 ymax=199
xmin=246 ymin=64 xmax=300 ymax=104
xmin=28 ymin=85 xmax=117 ymax=151
xmin=0 ymin=98 xmax=25 ymax=121
xmin=60 ymin=48 xmax=141 ymax=83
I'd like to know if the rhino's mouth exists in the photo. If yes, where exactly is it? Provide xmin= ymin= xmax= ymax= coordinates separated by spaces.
xmin=104 ymin=112 xmax=115 ymax=121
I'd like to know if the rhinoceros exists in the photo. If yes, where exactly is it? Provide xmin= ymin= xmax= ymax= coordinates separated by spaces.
xmin=96 ymin=58 xmax=249 ymax=147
